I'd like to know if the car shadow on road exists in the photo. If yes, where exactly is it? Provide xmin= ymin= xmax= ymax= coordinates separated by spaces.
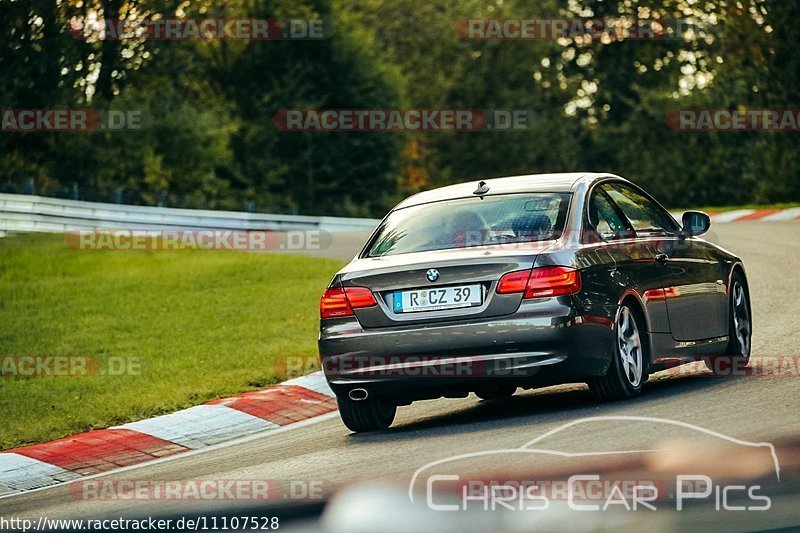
xmin=348 ymin=370 xmax=747 ymax=443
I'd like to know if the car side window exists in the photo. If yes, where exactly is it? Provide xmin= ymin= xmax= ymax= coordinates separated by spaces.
xmin=585 ymin=189 xmax=632 ymax=242
xmin=602 ymin=183 xmax=678 ymax=236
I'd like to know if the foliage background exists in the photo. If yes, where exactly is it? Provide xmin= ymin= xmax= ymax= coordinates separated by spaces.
xmin=1 ymin=0 xmax=798 ymax=215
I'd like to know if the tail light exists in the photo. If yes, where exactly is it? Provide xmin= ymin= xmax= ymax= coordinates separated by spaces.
xmin=320 ymin=286 xmax=377 ymax=318
xmin=343 ymin=287 xmax=378 ymax=308
xmin=496 ymin=270 xmax=530 ymax=294
xmin=497 ymin=266 xmax=581 ymax=298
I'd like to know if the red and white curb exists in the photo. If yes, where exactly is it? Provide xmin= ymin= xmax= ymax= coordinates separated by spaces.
xmin=0 ymin=372 xmax=336 ymax=497
xmin=672 ymin=208 xmax=800 ymax=223
xmin=713 ymin=208 xmax=800 ymax=222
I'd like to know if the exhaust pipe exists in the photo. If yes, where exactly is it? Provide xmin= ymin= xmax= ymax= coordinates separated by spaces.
xmin=348 ymin=388 xmax=369 ymax=401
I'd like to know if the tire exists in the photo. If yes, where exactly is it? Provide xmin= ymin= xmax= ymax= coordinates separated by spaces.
xmin=337 ymin=396 xmax=396 ymax=433
xmin=588 ymin=303 xmax=650 ymax=401
xmin=475 ymin=384 xmax=517 ymax=401
xmin=705 ymin=272 xmax=751 ymax=375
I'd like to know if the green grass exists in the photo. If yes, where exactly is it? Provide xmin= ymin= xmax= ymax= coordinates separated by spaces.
xmin=0 ymin=234 xmax=345 ymax=450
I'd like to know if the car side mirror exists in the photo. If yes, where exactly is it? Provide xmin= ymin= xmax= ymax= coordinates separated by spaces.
xmin=681 ymin=210 xmax=711 ymax=237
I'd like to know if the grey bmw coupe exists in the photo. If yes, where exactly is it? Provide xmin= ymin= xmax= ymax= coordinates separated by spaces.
xmin=318 ymin=173 xmax=751 ymax=432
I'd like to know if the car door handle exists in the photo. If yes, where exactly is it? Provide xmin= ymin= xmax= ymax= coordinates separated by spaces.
xmin=654 ymin=253 xmax=669 ymax=263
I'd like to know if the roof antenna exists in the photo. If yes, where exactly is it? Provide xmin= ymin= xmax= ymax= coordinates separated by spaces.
xmin=473 ymin=180 xmax=489 ymax=197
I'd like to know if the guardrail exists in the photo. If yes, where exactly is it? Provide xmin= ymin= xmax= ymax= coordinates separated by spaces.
xmin=0 ymin=193 xmax=380 ymax=235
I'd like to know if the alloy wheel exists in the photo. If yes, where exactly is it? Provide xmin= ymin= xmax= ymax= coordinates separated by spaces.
xmin=617 ymin=306 xmax=643 ymax=387
xmin=731 ymin=281 xmax=751 ymax=355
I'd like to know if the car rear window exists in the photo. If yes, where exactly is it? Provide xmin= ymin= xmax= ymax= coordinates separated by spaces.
xmin=364 ymin=193 xmax=570 ymax=257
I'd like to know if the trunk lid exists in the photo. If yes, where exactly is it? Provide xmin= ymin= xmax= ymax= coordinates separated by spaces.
xmin=338 ymin=242 xmax=554 ymax=328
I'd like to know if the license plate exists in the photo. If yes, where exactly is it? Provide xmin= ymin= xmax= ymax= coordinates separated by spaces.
xmin=393 ymin=284 xmax=482 ymax=313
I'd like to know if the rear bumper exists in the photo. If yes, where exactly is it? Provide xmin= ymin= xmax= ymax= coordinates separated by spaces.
xmin=318 ymin=297 xmax=615 ymax=401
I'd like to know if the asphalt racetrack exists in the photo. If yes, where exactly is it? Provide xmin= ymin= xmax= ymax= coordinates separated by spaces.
xmin=2 ymin=222 xmax=798 ymax=531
